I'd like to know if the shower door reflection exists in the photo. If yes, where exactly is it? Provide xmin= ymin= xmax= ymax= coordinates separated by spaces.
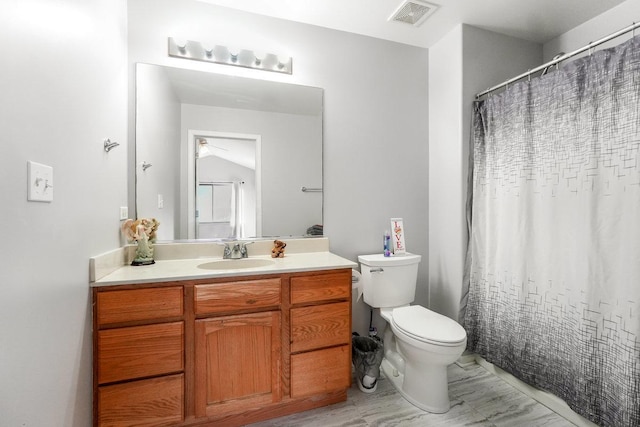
xmin=195 ymin=134 xmax=258 ymax=239
xmin=197 ymin=182 xmax=235 ymax=239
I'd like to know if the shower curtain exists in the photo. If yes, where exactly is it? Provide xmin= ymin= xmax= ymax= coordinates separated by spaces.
xmin=464 ymin=35 xmax=640 ymax=426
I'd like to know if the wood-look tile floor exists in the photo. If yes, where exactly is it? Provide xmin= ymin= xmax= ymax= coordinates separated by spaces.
xmin=248 ymin=363 xmax=575 ymax=426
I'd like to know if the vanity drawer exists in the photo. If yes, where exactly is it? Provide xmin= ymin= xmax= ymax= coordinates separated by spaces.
xmin=290 ymin=271 xmax=351 ymax=305
xmin=194 ymin=279 xmax=281 ymax=315
xmin=290 ymin=345 xmax=351 ymax=398
xmin=290 ymin=301 xmax=351 ymax=353
xmin=96 ymin=286 xmax=183 ymax=326
xmin=98 ymin=374 xmax=184 ymax=427
xmin=98 ymin=321 xmax=184 ymax=384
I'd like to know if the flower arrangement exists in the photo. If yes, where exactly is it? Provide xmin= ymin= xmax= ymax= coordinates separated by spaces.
xmin=121 ymin=218 xmax=160 ymax=266
xmin=121 ymin=218 xmax=160 ymax=242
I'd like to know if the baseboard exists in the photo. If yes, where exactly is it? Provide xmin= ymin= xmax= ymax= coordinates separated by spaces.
xmin=455 ymin=351 xmax=477 ymax=368
xmin=474 ymin=356 xmax=597 ymax=427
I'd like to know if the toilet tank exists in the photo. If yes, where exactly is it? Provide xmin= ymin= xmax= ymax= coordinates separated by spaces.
xmin=358 ymin=253 xmax=421 ymax=308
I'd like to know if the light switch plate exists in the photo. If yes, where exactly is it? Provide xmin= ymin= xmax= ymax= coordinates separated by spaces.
xmin=120 ymin=207 xmax=129 ymax=220
xmin=27 ymin=161 xmax=53 ymax=202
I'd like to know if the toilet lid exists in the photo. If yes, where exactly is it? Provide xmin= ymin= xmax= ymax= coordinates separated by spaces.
xmin=392 ymin=305 xmax=466 ymax=345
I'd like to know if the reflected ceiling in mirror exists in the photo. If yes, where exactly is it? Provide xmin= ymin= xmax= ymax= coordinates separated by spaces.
xmin=135 ymin=63 xmax=323 ymax=242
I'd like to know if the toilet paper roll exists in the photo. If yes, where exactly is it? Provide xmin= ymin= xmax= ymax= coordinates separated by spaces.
xmin=351 ymin=269 xmax=363 ymax=302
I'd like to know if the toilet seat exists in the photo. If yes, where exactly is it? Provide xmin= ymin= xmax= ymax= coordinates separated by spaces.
xmin=391 ymin=305 xmax=466 ymax=347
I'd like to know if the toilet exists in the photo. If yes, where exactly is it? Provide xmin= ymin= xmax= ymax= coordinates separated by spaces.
xmin=358 ymin=253 xmax=467 ymax=413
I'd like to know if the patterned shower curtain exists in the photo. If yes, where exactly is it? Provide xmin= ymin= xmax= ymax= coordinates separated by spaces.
xmin=464 ymin=35 xmax=640 ymax=426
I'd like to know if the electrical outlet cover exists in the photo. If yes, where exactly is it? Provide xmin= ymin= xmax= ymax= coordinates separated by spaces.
xmin=27 ymin=161 xmax=53 ymax=202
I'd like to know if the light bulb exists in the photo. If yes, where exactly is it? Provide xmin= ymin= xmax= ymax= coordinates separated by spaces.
xmin=254 ymin=51 xmax=265 ymax=66
xmin=229 ymin=47 xmax=239 ymax=63
xmin=173 ymin=38 xmax=187 ymax=54
xmin=277 ymin=55 xmax=290 ymax=70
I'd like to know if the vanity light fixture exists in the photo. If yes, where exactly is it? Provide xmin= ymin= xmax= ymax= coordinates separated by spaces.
xmin=168 ymin=37 xmax=293 ymax=75
xmin=103 ymin=138 xmax=120 ymax=152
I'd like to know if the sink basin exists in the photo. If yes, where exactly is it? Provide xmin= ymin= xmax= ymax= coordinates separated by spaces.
xmin=197 ymin=258 xmax=275 ymax=270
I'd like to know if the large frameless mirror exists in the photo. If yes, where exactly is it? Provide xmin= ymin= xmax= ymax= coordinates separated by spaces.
xmin=135 ymin=63 xmax=323 ymax=241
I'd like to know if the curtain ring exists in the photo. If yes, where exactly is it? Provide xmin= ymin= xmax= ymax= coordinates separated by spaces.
xmin=528 ymin=70 xmax=531 ymax=82
xmin=589 ymin=42 xmax=593 ymax=55
xmin=633 ymin=22 xmax=636 ymax=38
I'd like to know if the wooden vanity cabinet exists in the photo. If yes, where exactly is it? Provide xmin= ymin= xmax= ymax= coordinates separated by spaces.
xmin=92 ymin=268 xmax=352 ymax=427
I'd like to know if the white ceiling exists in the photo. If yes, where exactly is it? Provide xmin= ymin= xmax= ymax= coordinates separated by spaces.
xmin=200 ymin=137 xmax=257 ymax=170
xmin=195 ymin=0 xmax=625 ymax=48
xmin=162 ymin=65 xmax=323 ymax=114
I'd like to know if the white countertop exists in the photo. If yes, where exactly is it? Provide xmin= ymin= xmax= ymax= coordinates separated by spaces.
xmin=92 ymin=251 xmax=357 ymax=287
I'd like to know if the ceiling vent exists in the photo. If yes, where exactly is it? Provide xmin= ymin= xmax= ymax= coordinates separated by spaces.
xmin=389 ymin=0 xmax=438 ymax=27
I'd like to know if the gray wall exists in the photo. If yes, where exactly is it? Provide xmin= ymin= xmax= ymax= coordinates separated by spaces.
xmin=136 ymin=64 xmax=182 ymax=240
xmin=128 ymin=0 xmax=430 ymax=335
xmin=544 ymin=0 xmax=640 ymax=61
xmin=0 ymin=0 xmax=128 ymax=426
xmin=428 ymin=25 xmax=542 ymax=321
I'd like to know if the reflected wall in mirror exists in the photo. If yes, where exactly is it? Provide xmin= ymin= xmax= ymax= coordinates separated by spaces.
xmin=135 ymin=63 xmax=323 ymax=241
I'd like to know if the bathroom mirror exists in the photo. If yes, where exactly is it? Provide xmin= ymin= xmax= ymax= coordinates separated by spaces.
xmin=135 ymin=63 xmax=323 ymax=241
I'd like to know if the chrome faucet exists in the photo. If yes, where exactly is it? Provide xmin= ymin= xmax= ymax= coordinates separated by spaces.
xmin=229 ymin=243 xmax=242 ymax=259
xmin=218 ymin=242 xmax=233 ymax=259
xmin=240 ymin=241 xmax=253 ymax=258
xmin=219 ymin=241 xmax=253 ymax=259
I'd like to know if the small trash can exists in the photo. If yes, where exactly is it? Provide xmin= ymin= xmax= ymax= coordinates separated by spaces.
xmin=352 ymin=334 xmax=384 ymax=393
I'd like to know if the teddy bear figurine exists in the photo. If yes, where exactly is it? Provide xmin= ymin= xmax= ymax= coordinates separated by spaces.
xmin=271 ymin=239 xmax=287 ymax=258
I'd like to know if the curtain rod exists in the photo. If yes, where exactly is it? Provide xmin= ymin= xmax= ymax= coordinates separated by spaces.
xmin=475 ymin=21 xmax=640 ymax=99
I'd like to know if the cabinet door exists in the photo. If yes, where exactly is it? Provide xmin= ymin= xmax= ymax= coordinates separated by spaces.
xmin=290 ymin=345 xmax=350 ymax=398
xmin=194 ymin=311 xmax=281 ymax=418
xmin=98 ymin=374 xmax=183 ymax=427
xmin=290 ymin=271 xmax=350 ymax=305
xmin=96 ymin=287 xmax=183 ymax=326
xmin=290 ymin=302 xmax=350 ymax=353
xmin=194 ymin=279 xmax=281 ymax=316
xmin=98 ymin=322 xmax=184 ymax=384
